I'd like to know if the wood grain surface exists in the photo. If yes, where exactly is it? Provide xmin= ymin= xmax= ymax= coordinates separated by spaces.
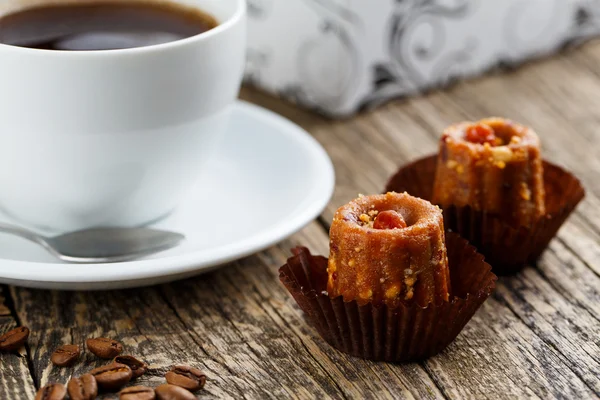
xmin=2 ymin=41 xmax=600 ymax=399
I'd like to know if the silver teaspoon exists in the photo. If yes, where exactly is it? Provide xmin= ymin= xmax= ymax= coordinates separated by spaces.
xmin=0 ymin=222 xmax=185 ymax=263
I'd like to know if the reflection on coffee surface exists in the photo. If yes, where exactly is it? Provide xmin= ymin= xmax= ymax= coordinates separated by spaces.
xmin=0 ymin=1 xmax=218 ymax=50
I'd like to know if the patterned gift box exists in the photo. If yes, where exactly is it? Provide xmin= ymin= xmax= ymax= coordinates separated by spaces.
xmin=246 ymin=0 xmax=600 ymax=117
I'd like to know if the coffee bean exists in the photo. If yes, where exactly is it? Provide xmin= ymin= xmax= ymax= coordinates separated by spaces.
xmin=90 ymin=363 xmax=132 ymax=392
xmin=120 ymin=385 xmax=156 ymax=400
xmin=0 ymin=326 xmax=29 ymax=351
xmin=114 ymin=355 xmax=148 ymax=379
xmin=67 ymin=373 xmax=98 ymax=400
xmin=154 ymin=384 xmax=195 ymax=400
xmin=35 ymin=383 xmax=67 ymax=400
xmin=51 ymin=344 xmax=81 ymax=367
xmin=165 ymin=365 xmax=206 ymax=391
xmin=86 ymin=337 xmax=123 ymax=359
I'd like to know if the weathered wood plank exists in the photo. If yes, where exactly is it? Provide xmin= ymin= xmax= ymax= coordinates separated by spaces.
xmin=424 ymin=296 xmax=593 ymax=399
xmin=555 ymin=210 xmax=600 ymax=278
xmin=498 ymin=258 xmax=600 ymax=393
xmin=0 ymin=286 xmax=36 ymax=399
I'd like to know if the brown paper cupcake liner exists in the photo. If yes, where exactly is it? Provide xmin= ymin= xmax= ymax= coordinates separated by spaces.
xmin=279 ymin=233 xmax=497 ymax=362
xmin=385 ymin=155 xmax=585 ymax=275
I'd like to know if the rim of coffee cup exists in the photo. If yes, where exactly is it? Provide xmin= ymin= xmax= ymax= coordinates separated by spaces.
xmin=0 ymin=0 xmax=246 ymax=55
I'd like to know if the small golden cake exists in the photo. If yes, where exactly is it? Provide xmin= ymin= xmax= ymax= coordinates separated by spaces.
xmin=432 ymin=118 xmax=545 ymax=227
xmin=326 ymin=192 xmax=450 ymax=308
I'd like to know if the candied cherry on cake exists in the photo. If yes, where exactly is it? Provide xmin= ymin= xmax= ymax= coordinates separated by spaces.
xmin=373 ymin=210 xmax=407 ymax=230
xmin=464 ymin=123 xmax=497 ymax=145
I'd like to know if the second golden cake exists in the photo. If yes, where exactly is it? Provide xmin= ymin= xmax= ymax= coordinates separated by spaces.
xmin=327 ymin=192 xmax=450 ymax=308
xmin=432 ymin=118 xmax=545 ymax=227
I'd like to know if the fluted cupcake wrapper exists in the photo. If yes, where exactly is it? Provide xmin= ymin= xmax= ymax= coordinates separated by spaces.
xmin=385 ymin=155 xmax=585 ymax=275
xmin=279 ymin=233 xmax=497 ymax=362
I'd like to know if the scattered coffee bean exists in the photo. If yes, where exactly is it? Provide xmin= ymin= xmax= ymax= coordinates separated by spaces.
xmin=90 ymin=363 xmax=132 ymax=392
xmin=67 ymin=373 xmax=98 ymax=400
xmin=0 ymin=326 xmax=29 ymax=351
xmin=51 ymin=344 xmax=81 ymax=367
xmin=155 ymin=384 xmax=195 ymax=400
xmin=165 ymin=365 xmax=206 ymax=391
xmin=120 ymin=385 xmax=156 ymax=400
xmin=87 ymin=337 xmax=123 ymax=359
xmin=114 ymin=355 xmax=148 ymax=379
xmin=35 ymin=383 xmax=67 ymax=400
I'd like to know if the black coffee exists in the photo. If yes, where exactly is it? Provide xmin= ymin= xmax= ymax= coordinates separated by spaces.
xmin=0 ymin=2 xmax=218 ymax=51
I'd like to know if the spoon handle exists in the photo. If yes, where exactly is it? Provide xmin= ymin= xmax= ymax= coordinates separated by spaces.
xmin=0 ymin=222 xmax=48 ymax=246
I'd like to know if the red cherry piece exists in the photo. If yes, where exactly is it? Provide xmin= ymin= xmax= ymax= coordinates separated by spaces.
xmin=465 ymin=124 xmax=496 ymax=145
xmin=373 ymin=210 xmax=407 ymax=230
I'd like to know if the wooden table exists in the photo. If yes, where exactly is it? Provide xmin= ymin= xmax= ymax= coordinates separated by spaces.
xmin=2 ymin=41 xmax=600 ymax=400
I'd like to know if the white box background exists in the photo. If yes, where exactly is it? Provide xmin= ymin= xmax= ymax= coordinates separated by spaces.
xmin=246 ymin=0 xmax=600 ymax=117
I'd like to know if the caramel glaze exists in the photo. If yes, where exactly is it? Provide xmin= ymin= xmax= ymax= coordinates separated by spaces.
xmin=432 ymin=118 xmax=545 ymax=228
xmin=326 ymin=192 xmax=451 ymax=308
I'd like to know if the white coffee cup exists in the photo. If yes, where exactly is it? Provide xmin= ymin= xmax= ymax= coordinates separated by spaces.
xmin=0 ymin=0 xmax=246 ymax=232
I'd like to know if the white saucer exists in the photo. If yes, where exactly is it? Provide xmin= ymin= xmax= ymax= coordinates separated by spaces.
xmin=0 ymin=101 xmax=335 ymax=290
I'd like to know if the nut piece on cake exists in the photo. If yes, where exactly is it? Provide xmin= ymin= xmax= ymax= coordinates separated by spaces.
xmin=432 ymin=118 xmax=545 ymax=227
xmin=326 ymin=192 xmax=450 ymax=308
